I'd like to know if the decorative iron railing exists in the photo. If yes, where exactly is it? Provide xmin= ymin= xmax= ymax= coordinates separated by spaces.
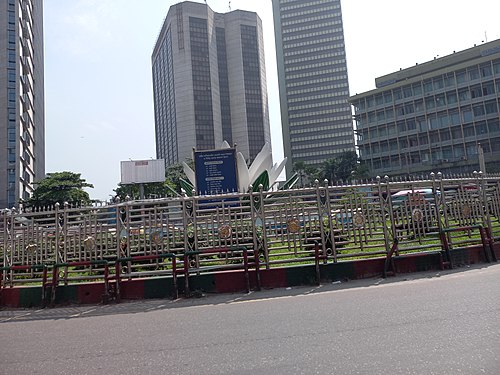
xmin=1 ymin=172 xmax=499 ymax=287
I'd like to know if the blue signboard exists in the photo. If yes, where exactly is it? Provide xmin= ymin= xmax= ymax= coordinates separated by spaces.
xmin=194 ymin=148 xmax=238 ymax=196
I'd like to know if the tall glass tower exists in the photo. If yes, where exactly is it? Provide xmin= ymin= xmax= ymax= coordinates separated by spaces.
xmin=0 ymin=0 xmax=44 ymax=208
xmin=272 ymin=0 xmax=354 ymax=177
xmin=152 ymin=1 xmax=271 ymax=167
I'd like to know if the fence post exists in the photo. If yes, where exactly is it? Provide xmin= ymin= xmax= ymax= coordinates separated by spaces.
xmin=243 ymin=247 xmax=250 ymax=293
xmin=314 ymin=241 xmax=321 ymax=285
xmin=41 ymin=265 xmax=48 ymax=306
xmin=249 ymin=184 xmax=267 ymax=270
xmin=314 ymin=180 xmax=327 ymax=260
xmin=478 ymin=172 xmax=497 ymax=262
xmin=378 ymin=176 xmax=394 ymax=256
xmin=103 ymin=262 xmax=110 ymax=303
xmin=320 ymin=179 xmax=334 ymax=263
xmin=62 ymin=202 xmax=69 ymax=285
xmin=1 ymin=212 xmax=10 ymax=287
xmin=257 ymin=184 xmax=269 ymax=269
xmin=115 ymin=200 xmax=122 ymax=257
xmin=50 ymin=264 xmax=58 ymax=306
xmin=8 ymin=211 xmax=15 ymax=287
xmin=115 ymin=260 xmax=121 ymax=302
xmin=172 ymin=255 xmax=178 ymax=299
xmin=479 ymin=227 xmax=492 ymax=263
xmin=183 ymin=253 xmax=190 ymax=297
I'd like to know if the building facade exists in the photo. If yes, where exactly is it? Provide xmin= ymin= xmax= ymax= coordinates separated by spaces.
xmin=272 ymin=0 xmax=355 ymax=177
xmin=152 ymin=1 xmax=271 ymax=167
xmin=0 ymin=0 xmax=44 ymax=209
xmin=350 ymin=39 xmax=500 ymax=177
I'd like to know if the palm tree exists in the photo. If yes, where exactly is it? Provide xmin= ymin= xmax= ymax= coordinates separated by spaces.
xmin=293 ymin=161 xmax=317 ymax=187
xmin=318 ymin=151 xmax=366 ymax=184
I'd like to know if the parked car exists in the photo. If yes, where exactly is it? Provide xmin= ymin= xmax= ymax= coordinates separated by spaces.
xmin=391 ymin=188 xmax=438 ymax=208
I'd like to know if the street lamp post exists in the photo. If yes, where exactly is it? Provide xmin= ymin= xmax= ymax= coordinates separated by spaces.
xmin=478 ymin=143 xmax=486 ymax=174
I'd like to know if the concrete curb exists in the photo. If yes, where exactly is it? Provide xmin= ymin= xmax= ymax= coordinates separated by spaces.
xmin=0 ymin=244 xmax=496 ymax=308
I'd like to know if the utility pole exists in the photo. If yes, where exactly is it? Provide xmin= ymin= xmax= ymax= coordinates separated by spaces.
xmin=478 ymin=143 xmax=486 ymax=174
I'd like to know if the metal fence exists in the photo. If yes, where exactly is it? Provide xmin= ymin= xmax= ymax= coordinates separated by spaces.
xmin=1 ymin=172 xmax=499 ymax=290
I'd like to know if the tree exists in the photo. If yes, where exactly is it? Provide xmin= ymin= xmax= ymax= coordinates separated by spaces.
xmin=25 ymin=171 xmax=94 ymax=208
xmin=114 ymin=182 xmax=170 ymax=201
xmin=318 ymin=151 xmax=367 ymax=184
xmin=318 ymin=158 xmax=338 ymax=184
xmin=352 ymin=160 xmax=370 ymax=180
xmin=335 ymin=151 xmax=359 ymax=181
xmin=165 ymin=162 xmax=190 ymax=194
xmin=293 ymin=161 xmax=318 ymax=187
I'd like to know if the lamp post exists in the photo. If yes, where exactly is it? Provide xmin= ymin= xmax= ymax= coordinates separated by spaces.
xmin=478 ymin=143 xmax=486 ymax=174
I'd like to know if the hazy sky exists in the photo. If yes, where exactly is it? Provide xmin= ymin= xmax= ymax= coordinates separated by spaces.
xmin=43 ymin=0 xmax=500 ymax=201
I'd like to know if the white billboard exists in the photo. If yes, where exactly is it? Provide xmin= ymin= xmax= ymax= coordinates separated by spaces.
xmin=120 ymin=159 xmax=165 ymax=184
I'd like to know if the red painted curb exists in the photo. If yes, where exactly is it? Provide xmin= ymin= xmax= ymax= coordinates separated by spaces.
xmin=353 ymin=258 xmax=385 ymax=279
xmin=215 ymin=270 xmax=251 ymax=293
xmin=77 ymin=283 xmax=106 ymax=305
xmin=1 ymin=244 xmax=497 ymax=308
xmin=468 ymin=246 xmax=483 ymax=263
xmin=0 ymin=288 xmax=21 ymax=308
xmin=493 ymin=242 xmax=500 ymax=259
xmin=394 ymin=255 xmax=419 ymax=274
xmin=260 ymin=268 xmax=288 ymax=288
xmin=120 ymin=279 xmax=145 ymax=300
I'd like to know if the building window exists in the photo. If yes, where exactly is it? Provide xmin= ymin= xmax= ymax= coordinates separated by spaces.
xmin=482 ymin=82 xmax=494 ymax=96
xmin=450 ymin=111 xmax=460 ymax=125
xmin=424 ymin=80 xmax=433 ymax=93
xmin=444 ymin=73 xmax=455 ymax=87
xmin=473 ymin=104 xmax=485 ymax=117
xmin=456 ymin=70 xmax=467 ymax=84
xmin=476 ymin=121 xmax=488 ymax=135
xmin=470 ymin=85 xmax=482 ymax=99
xmin=415 ymin=99 xmax=424 ymax=112
xmin=446 ymin=91 xmax=457 ymax=105
xmin=403 ymin=86 xmax=412 ymax=98
xmin=407 ymin=119 xmax=416 ymax=131
xmin=366 ymin=96 xmax=374 ymax=108
xmin=485 ymin=100 xmax=498 ymax=114
xmin=468 ymin=67 xmax=480 ymax=81
xmin=493 ymin=61 xmax=500 ymax=75
xmin=480 ymin=64 xmax=492 ymax=78
xmin=440 ymin=129 xmax=451 ymax=141
xmin=458 ymin=88 xmax=470 ymax=101
xmin=393 ymin=88 xmax=402 ymax=100
xmin=463 ymin=125 xmax=475 ymax=137
xmin=417 ymin=117 xmax=427 ymax=131
xmin=433 ymin=76 xmax=444 ymax=90
xmin=435 ymin=94 xmax=445 ymax=108
xmin=461 ymin=106 xmax=473 ymax=122
xmin=425 ymin=97 xmax=435 ymax=110
xmin=488 ymin=118 xmax=500 ymax=133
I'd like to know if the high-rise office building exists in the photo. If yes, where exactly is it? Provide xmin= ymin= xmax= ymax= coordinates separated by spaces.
xmin=350 ymin=39 xmax=500 ymax=177
xmin=272 ymin=0 xmax=355 ymax=177
xmin=152 ymin=1 xmax=271 ymax=167
xmin=0 ymin=0 xmax=44 ymax=209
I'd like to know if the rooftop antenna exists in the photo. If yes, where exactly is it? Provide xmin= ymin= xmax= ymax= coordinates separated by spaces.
xmin=485 ymin=31 xmax=488 ymax=42
xmin=229 ymin=1 xmax=231 ymax=10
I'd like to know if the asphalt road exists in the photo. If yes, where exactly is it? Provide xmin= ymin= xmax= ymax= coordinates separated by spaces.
xmin=1 ymin=263 xmax=499 ymax=375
